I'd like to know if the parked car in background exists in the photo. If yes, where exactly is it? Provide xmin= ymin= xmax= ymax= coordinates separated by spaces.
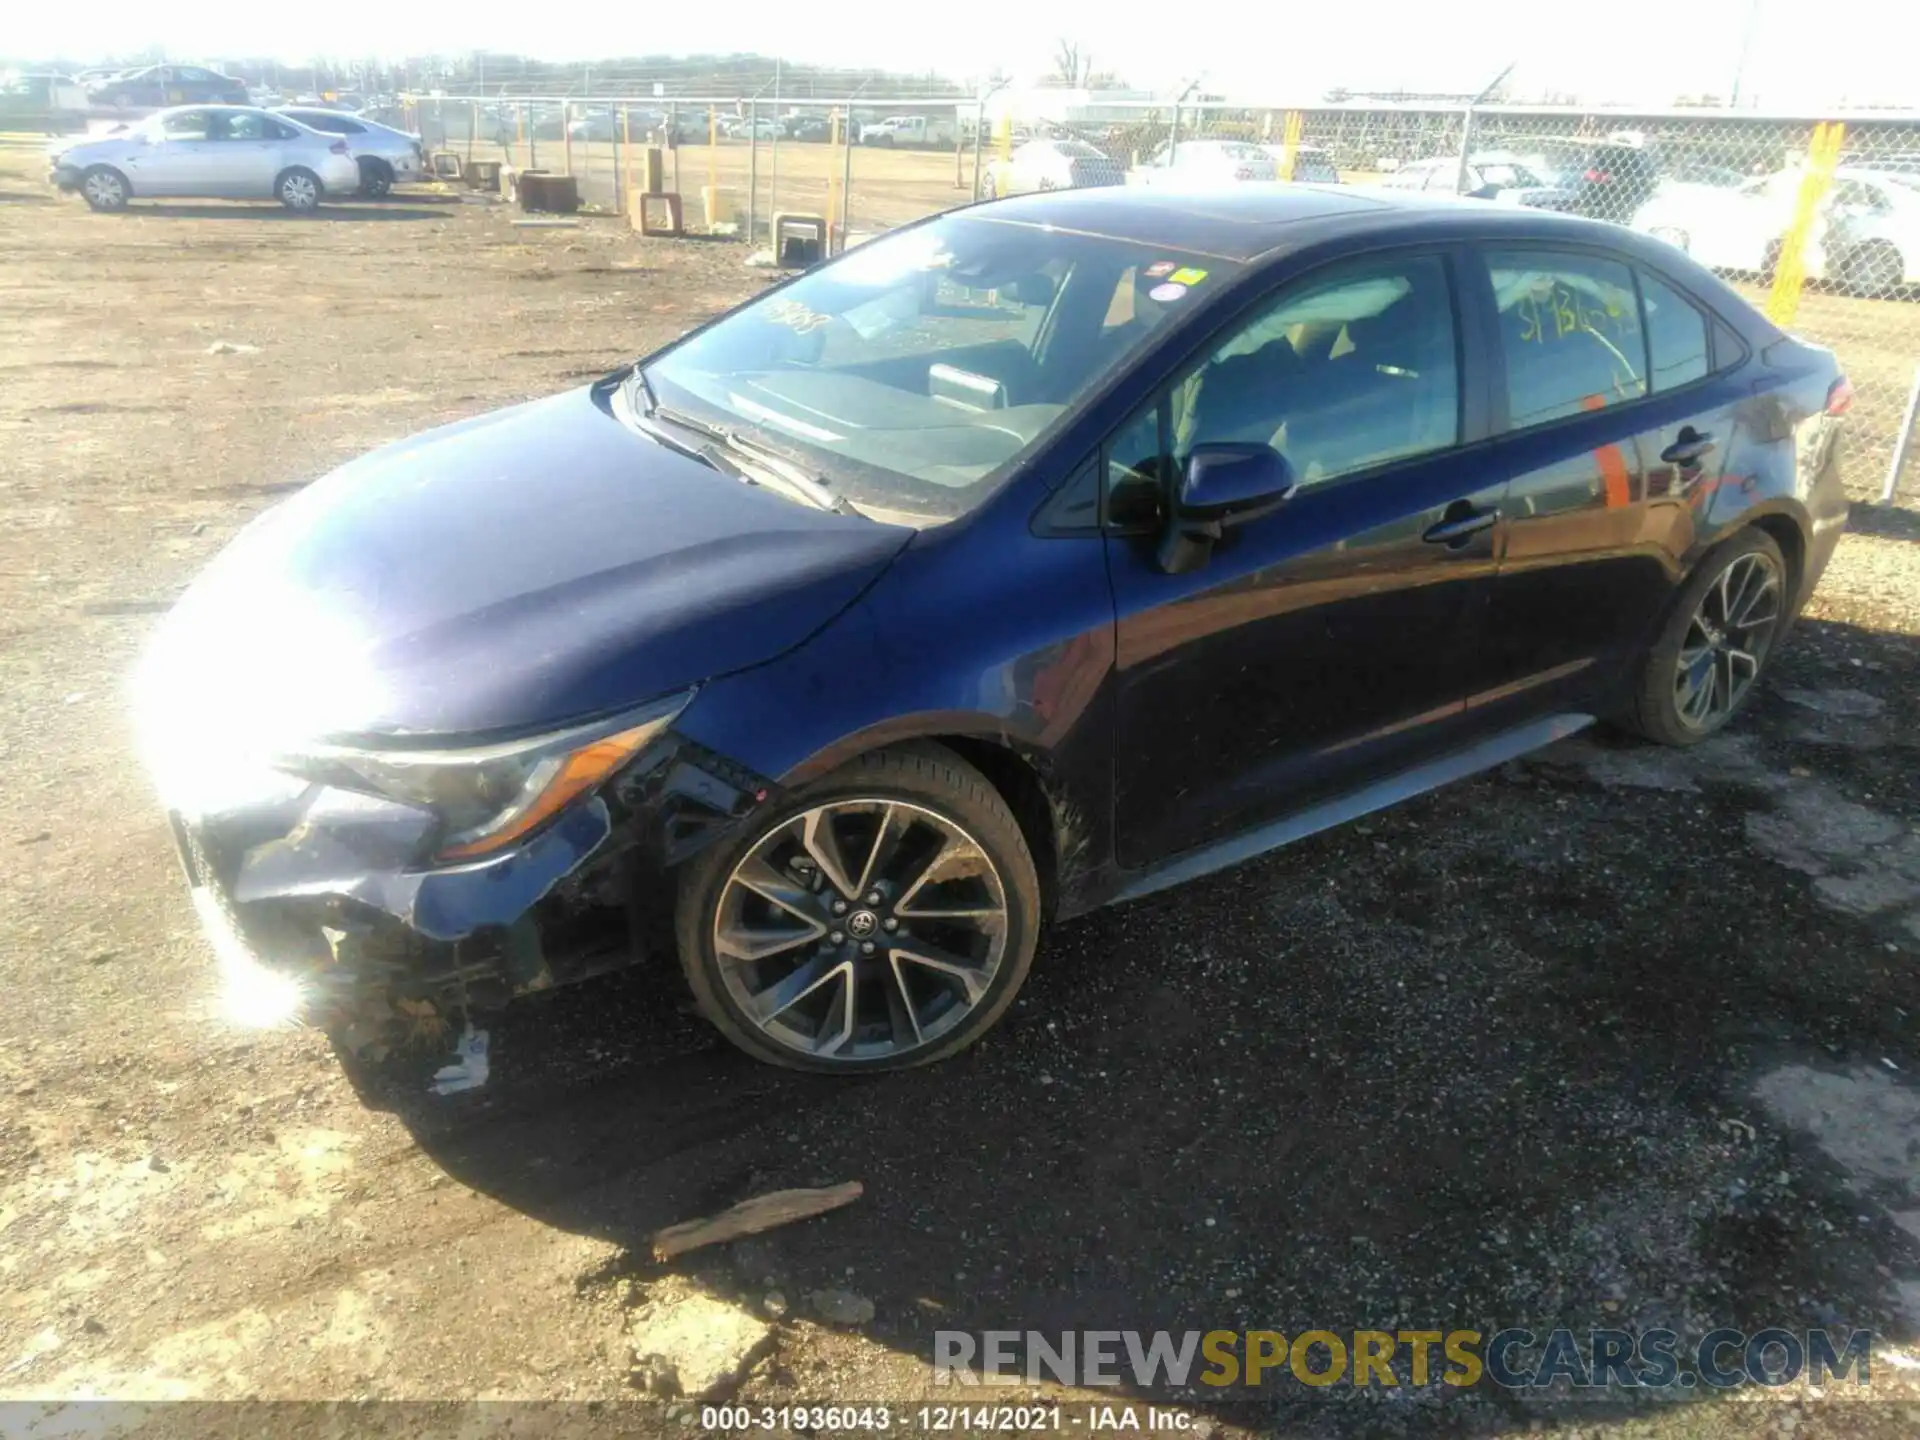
xmin=860 ymin=114 xmax=956 ymax=147
xmin=1565 ymin=135 xmax=1667 ymax=220
xmin=275 ymin=106 xmax=423 ymax=197
xmin=784 ymin=114 xmax=834 ymax=142
xmin=985 ymin=138 xmax=1126 ymax=197
xmin=1261 ymin=143 xmax=1340 ymax=183
xmin=1379 ymin=152 xmax=1576 ymax=208
xmin=1129 ymin=139 xmax=1280 ymax=185
xmin=91 ymin=65 xmax=247 ymax=109
xmin=0 ymin=73 xmax=88 ymax=134
xmin=1635 ymin=166 xmax=1920 ymax=292
xmin=49 ymin=105 xmax=359 ymax=212
xmin=135 ymin=186 xmax=1848 ymax=1076
xmin=565 ymin=110 xmax=621 ymax=143
xmin=722 ymin=116 xmax=782 ymax=141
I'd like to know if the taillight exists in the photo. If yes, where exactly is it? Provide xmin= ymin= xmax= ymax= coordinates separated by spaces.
xmin=329 ymin=140 xmax=349 ymax=155
xmin=1826 ymin=377 xmax=1854 ymax=415
xmin=1583 ymin=167 xmax=1610 ymax=183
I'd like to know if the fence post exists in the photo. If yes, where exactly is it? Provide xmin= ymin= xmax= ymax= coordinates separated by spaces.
xmin=563 ymin=102 xmax=573 ymax=176
xmin=841 ymin=107 xmax=854 ymax=248
xmin=1169 ymin=99 xmax=1181 ymax=156
xmin=527 ymin=102 xmax=536 ymax=171
xmin=747 ymin=100 xmax=759 ymax=246
xmin=1879 ymin=364 xmax=1920 ymax=505
xmin=615 ymin=105 xmax=627 ymax=215
xmin=1453 ymin=106 xmax=1477 ymax=195
xmin=972 ymin=97 xmax=985 ymax=200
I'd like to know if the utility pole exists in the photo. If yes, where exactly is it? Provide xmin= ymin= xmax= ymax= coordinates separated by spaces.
xmin=1730 ymin=0 xmax=1762 ymax=107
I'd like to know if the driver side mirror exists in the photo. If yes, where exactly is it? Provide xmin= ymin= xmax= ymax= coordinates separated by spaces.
xmin=1157 ymin=442 xmax=1297 ymax=575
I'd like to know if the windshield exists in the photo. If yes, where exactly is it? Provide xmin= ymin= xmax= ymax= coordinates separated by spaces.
xmin=643 ymin=215 xmax=1234 ymax=522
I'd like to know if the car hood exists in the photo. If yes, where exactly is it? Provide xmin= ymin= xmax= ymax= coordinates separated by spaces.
xmin=139 ymin=384 xmax=911 ymax=750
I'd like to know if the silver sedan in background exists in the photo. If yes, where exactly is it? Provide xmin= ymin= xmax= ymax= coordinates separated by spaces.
xmin=49 ymin=105 xmax=360 ymax=212
xmin=273 ymin=106 xmax=424 ymax=196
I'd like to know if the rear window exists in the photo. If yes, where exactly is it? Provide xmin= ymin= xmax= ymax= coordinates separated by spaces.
xmin=1638 ymin=271 xmax=1710 ymax=391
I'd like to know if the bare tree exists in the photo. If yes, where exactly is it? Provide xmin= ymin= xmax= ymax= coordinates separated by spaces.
xmin=1045 ymin=39 xmax=1089 ymax=89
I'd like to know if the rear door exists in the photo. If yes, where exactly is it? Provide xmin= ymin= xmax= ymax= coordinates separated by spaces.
xmin=1108 ymin=248 xmax=1508 ymax=864
xmin=216 ymin=111 xmax=285 ymax=195
xmin=1466 ymin=245 xmax=1746 ymax=723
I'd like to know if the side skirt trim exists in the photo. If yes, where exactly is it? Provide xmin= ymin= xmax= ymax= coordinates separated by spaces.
xmin=1110 ymin=712 xmax=1594 ymax=905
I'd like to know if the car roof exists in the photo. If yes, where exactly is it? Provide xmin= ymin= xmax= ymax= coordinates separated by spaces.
xmin=964 ymin=183 xmax=1667 ymax=264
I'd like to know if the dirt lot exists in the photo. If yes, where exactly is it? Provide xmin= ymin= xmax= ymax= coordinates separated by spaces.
xmin=5 ymin=132 xmax=1920 ymax=1437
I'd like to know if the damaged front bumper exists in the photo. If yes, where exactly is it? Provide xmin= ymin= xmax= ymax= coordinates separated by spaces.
xmin=169 ymin=735 xmax=775 ymax=1055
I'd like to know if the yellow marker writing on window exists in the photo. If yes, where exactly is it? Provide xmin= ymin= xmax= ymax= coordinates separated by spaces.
xmin=1168 ymin=267 xmax=1208 ymax=286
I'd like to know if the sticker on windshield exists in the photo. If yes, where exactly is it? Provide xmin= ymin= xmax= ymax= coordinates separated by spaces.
xmin=1168 ymin=266 xmax=1209 ymax=286
xmin=1144 ymin=260 xmax=1177 ymax=278
xmin=763 ymin=298 xmax=833 ymax=334
xmin=1149 ymin=282 xmax=1188 ymax=302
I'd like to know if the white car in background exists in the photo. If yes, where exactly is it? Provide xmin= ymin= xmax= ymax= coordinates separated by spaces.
xmin=984 ymin=138 xmax=1126 ymax=196
xmin=1377 ymin=151 xmax=1576 ymax=208
xmin=1128 ymin=139 xmax=1279 ymax=185
xmin=1634 ymin=166 xmax=1920 ymax=293
xmin=1259 ymin=143 xmax=1340 ymax=183
xmin=48 ymin=105 xmax=360 ymax=212
xmin=275 ymin=105 xmax=423 ymax=196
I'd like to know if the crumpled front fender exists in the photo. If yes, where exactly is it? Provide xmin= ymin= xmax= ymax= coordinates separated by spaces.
xmin=229 ymin=787 xmax=613 ymax=943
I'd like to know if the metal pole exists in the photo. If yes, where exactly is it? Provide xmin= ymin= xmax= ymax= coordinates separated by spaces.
xmin=1878 ymin=364 xmax=1920 ymax=504
xmin=1169 ymin=100 xmax=1180 ymax=156
xmin=972 ymin=97 xmax=985 ymax=200
xmin=1730 ymin=0 xmax=1762 ymax=107
xmin=1453 ymin=108 xmax=1477 ymax=195
xmin=769 ymin=60 xmax=781 ymax=228
xmin=528 ymin=101 xmax=536 ymax=171
xmin=840 ymin=105 xmax=853 ymax=250
xmin=747 ymin=99 xmax=759 ymax=246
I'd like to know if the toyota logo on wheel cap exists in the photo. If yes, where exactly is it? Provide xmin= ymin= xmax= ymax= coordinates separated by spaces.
xmin=846 ymin=910 xmax=879 ymax=940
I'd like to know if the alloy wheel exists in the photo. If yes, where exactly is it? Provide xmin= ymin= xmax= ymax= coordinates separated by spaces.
xmin=83 ymin=171 xmax=125 ymax=209
xmin=711 ymin=799 xmax=1010 ymax=1063
xmin=1674 ymin=550 xmax=1781 ymax=730
xmin=280 ymin=173 xmax=319 ymax=210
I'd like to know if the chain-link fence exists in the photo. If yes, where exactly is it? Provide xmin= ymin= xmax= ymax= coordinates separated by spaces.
xmin=399 ymin=94 xmax=1920 ymax=503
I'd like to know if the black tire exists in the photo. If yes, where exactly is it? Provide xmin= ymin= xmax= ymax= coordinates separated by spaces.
xmin=79 ymin=165 xmax=130 ymax=212
xmin=357 ymin=158 xmax=393 ymax=198
xmin=275 ymin=166 xmax=323 ymax=212
xmin=1842 ymin=242 xmax=1904 ymax=297
xmin=675 ymin=742 xmax=1042 ymax=1073
xmin=1624 ymin=528 xmax=1789 ymax=747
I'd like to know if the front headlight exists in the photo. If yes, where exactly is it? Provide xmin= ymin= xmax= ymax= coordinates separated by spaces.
xmin=287 ymin=692 xmax=691 ymax=863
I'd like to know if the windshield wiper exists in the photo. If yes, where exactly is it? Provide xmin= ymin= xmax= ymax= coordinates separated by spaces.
xmin=647 ymin=401 xmax=851 ymax=515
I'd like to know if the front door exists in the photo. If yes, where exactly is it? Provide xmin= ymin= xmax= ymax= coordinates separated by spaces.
xmin=1108 ymin=250 xmax=1505 ymax=865
xmin=140 ymin=109 xmax=220 ymax=195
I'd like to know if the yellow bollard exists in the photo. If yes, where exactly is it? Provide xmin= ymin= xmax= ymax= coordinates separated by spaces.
xmin=1277 ymin=111 xmax=1303 ymax=181
xmin=1767 ymin=121 xmax=1846 ymax=328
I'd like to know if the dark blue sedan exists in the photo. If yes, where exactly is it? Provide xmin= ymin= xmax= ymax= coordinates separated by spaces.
xmin=135 ymin=185 xmax=1850 ymax=1073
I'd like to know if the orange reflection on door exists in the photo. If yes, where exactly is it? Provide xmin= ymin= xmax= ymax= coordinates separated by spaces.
xmin=1581 ymin=393 xmax=1632 ymax=509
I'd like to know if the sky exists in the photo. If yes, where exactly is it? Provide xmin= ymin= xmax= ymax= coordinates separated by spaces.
xmin=9 ymin=0 xmax=1918 ymax=110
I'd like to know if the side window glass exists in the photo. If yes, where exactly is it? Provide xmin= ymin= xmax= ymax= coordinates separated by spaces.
xmin=1170 ymin=255 xmax=1460 ymax=490
xmin=1488 ymin=249 xmax=1646 ymax=428
xmin=1638 ymin=271 xmax=1710 ymax=391
xmin=1104 ymin=401 xmax=1165 ymax=529
xmin=162 ymin=110 xmax=211 ymax=141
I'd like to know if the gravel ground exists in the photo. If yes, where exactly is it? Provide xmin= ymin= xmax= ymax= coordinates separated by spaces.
xmin=3 ymin=136 xmax=1920 ymax=1438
